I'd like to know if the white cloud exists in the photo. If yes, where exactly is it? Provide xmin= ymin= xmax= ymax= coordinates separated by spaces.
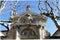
xmin=0 ymin=32 xmax=5 ymax=36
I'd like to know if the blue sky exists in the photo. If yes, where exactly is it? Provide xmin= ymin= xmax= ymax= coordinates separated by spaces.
xmin=0 ymin=0 xmax=59 ymax=36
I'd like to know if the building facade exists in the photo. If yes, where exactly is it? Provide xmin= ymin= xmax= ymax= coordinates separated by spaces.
xmin=0 ymin=5 xmax=50 ymax=40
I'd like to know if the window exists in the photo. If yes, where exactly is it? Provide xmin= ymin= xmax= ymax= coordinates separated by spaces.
xmin=21 ymin=28 xmax=36 ymax=37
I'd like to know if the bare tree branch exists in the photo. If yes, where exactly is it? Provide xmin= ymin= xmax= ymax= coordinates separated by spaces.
xmin=45 ymin=0 xmax=53 ymax=13
xmin=42 ymin=0 xmax=60 ymax=29
xmin=44 ymin=1 xmax=49 ymax=13
xmin=38 ymin=0 xmax=42 ymax=13
xmin=0 ymin=22 xmax=9 ymax=31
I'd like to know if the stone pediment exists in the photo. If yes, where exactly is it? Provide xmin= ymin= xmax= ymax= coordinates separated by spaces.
xmin=10 ymin=5 xmax=47 ymax=26
xmin=17 ymin=12 xmax=41 ymax=23
xmin=10 ymin=11 xmax=47 ymax=26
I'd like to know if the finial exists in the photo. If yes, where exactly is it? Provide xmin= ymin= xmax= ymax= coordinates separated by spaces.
xmin=26 ymin=5 xmax=31 ymax=11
